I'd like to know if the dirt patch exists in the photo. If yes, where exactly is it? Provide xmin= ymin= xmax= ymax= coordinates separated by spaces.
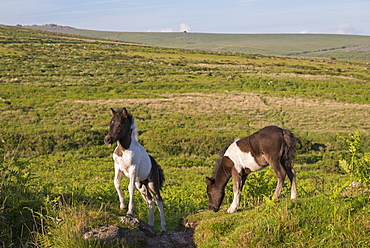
xmin=343 ymin=45 xmax=370 ymax=52
xmin=67 ymin=92 xmax=272 ymax=114
xmin=55 ymin=35 xmax=155 ymax=47
xmin=66 ymin=92 xmax=370 ymax=134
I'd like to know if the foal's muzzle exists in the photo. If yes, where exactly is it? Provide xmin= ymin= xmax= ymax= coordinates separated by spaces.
xmin=104 ymin=136 xmax=116 ymax=146
xmin=208 ymin=205 xmax=220 ymax=212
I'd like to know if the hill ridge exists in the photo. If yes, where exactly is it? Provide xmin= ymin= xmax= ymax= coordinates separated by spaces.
xmin=24 ymin=24 xmax=370 ymax=60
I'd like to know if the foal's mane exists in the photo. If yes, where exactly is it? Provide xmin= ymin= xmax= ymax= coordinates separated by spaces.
xmin=117 ymin=108 xmax=139 ymax=141
xmin=211 ymin=137 xmax=241 ymax=177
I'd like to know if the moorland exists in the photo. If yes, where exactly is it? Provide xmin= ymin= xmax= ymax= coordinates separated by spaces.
xmin=1 ymin=24 xmax=369 ymax=247
xmin=27 ymin=24 xmax=370 ymax=61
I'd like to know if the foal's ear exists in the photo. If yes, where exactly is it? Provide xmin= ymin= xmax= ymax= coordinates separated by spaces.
xmin=206 ymin=177 xmax=215 ymax=185
xmin=110 ymin=108 xmax=117 ymax=116
xmin=122 ymin=107 xmax=128 ymax=117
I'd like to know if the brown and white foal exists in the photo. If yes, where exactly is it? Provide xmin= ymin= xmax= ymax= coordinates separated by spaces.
xmin=206 ymin=126 xmax=296 ymax=213
xmin=104 ymin=108 xmax=166 ymax=231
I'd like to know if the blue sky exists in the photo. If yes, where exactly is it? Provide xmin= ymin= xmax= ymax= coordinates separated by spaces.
xmin=1 ymin=0 xmax=369 ymax=35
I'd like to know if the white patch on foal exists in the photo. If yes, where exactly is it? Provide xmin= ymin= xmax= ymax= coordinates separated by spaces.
xmin=224 ymin=140 xmax=263 ymax=173
xmin=223 ymin=140 xmax=265 ymax=213
xmin=113 ymin=140 xmax=151 ymax=181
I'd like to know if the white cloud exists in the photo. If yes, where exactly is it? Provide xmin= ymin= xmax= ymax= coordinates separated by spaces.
xmin=147 ymin=23 xmax=191 ymax=33
xmin=179 ymin=23 xmax=191 ymax=32
xmin=160 ymin=28 xmax=174 ymax=32
xmin=336 ymin=24 xmax=359 ymax=34
xmin=146 ymin=28 xmax=173 ymax=32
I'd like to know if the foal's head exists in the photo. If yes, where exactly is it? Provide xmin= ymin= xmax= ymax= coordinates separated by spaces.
xmin=104 ymin=108 xmax=133 ymax=146
xmin=206 ymin=177 xmax=225 ymax=212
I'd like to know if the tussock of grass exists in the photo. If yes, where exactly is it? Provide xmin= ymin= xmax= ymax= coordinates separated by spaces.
xmin=189 ymin=197 xmax=370 ymax=247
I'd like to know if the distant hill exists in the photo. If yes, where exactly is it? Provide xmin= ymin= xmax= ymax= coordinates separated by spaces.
xmin=25 ymin=24 xmax=370 ymax=60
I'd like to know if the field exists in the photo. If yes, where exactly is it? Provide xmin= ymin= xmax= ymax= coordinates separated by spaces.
xmin=26 ymin=24 xmax=370 ymax=61
xmin=1 ymin=24 xmax=370 ymax=247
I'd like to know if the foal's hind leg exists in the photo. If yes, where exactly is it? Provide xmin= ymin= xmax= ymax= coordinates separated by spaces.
xmin=148 ymin=182 xmax=166 ymax=231
xmin=136 ymin=182 xmax=155 ymax=227
xmin=269 ymin=160 xmax=287 ymax=199
xmin=271 ymin=160 xmax=297 ymax=199
xmin=286 ymin=167 xmax=297 ymax=199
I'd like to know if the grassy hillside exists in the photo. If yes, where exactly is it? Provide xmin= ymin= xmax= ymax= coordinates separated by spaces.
xmin=26 ymin=24 xmax=370 ymax=60
xmin=1 ymin=24 xmax=369 ymax=247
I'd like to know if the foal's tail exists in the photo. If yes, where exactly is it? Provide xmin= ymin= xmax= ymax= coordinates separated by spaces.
xmin=282 ymin=129 xmax=296 ymax=168
xmin=158 ymin=165 xmax=165 ymax=190
xmin=149 ymin=155 xmax=165 ymax=190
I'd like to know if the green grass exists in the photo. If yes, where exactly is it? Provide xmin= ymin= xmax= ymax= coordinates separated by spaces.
xmin=189 ymin=196 xmax=370 ymax=247
xmin=1 ymin=24 xmax=370 ymax=247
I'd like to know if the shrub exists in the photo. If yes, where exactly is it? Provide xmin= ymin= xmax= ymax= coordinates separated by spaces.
xmin=0 ymin=150 xmax=40 ymax=247
xmin=338 ymin=131 xmax=370 ymax=187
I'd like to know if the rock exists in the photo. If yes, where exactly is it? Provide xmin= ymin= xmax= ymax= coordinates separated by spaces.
xmin=83 ymin=216 xmax=196 ymax=247
xmin=119 ymin=216 xmax=157 ymax=237
xmin=83 ymin=224 xmax=134 ymax=245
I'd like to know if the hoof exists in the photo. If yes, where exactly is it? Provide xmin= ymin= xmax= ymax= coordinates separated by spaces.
xmin=226 ymin=208 xmax=237 ymax=214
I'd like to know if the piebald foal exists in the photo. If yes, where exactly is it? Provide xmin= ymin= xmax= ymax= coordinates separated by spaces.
xmin=206 ymin=126 xmax=297 ymax=213
xmin=104 ymin=108 xmax=166 ymax=231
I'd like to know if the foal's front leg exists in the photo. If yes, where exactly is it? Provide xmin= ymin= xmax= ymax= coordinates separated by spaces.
xmin=126 ymin=165 xmax=137 ymax=216
xmin=227 ymin=171 xmax=248 ymax=213
xmin=114 ymin=168 xmax=126 ymax=210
